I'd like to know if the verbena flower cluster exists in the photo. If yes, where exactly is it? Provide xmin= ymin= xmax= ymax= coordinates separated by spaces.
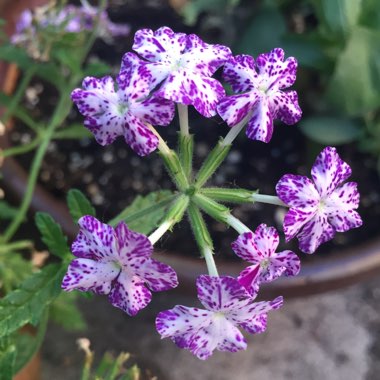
xmin=64 ymin=26 xmax=362 ymax=360
xmin=11 ymin=1 xmax=129 ymax=59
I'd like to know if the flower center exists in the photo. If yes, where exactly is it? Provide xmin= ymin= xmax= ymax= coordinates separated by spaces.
xmin=260 ymin=258 xmax=270 ymax=270
xmin=117 ymin=102 xmax=129 ymax=115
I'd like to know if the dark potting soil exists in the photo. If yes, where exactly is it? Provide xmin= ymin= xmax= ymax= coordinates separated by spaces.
xmin=6 ymin=0 xmax=380 ymax=263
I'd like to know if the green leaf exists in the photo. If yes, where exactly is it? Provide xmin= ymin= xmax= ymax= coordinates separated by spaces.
xmin=181 ymin=0 xmax=240 ymax=25
xmin=300 ymin=116 xmax=363 ymax=145
xmin=0 ymin=201 xmax=18 ymax=220
xmin=359 ymin=0 xmax=380 ymax=29
xmin=0 ymin=344 xmax=16 ymax=380
xmin=50 ymin=292 xmax=86 ymax=331
xmin=35 ymin=212 xmax=71 ymax=259
xmin=67 ymin=189 xmax=96 ymax=223
xmin=326 ymin=26 xmax=380 ymax=116
xmin=0 ymin=264 xmax=65 ymax=338
xmin=83 ymin=60 xmax=113 ymax=77
xmin=312 ymin=0 xmax=362 ymax=36
xmin=54 ymin=123 xmax=93 ymax=139
xmin=235 ymin=5 xmax=286 ymax=56
xmin=119 ymin=191 xmax=173 ymax=234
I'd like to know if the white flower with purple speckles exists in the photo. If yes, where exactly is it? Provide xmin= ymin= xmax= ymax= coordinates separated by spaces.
xmin=217 ymin=49 xmax=302 ymax=143
xmin=156 ymin=275 xmax=282 ymax=360
xmin=71 ymin=53 xmax=174 ymax=156
xmin=276 ymin=147 xmax=363 ymax=254
xmin=132 ymin=26 xmax=231 ymax=117
xmin=62 ymin=215 xmax=178 ymax=316
xmin=232 ymin=224 xmax=300 ymax=295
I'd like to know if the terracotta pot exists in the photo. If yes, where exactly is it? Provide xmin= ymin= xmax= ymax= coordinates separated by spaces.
xmin=1 ymin=0 xmax=380 ymax=303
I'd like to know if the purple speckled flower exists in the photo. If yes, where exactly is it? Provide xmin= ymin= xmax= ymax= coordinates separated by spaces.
xmin=232 ymin=224 xmax=300 ymax=295
xmin=132 ymin=26 xmax=231 ymax=117
xmin=217 ymin=49 xmax=302 ymax=143
xmin=62 ymin=215 xmax=178 ymax=316
xmin=71 ymin=52 xmax=174 ymax=156
xmin=276 ymin=147 xmax=363 ymax=254
xmin=156 ymin=275 xmax=282 ymax=360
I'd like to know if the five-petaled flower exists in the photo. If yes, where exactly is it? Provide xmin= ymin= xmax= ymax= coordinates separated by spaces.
xmin=71 ymin=52 xmax=174 ymax=156
xmin=232 ymin=224 xmax=300 ymax=295
xmin=217 ymin=49 xmax=302 ymax=143
xmin=276 ymin=147 xmax=363 ymax=254
xmin=132 ymin=26 xmax=231 ymax=117
xmin=156 ymin=275 xmax=282 ymax=360
xmin=62 ymin=215 xmax=178 ymax=316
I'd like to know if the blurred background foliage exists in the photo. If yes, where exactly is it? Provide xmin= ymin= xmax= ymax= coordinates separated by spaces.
xmin=174 ymin=0 xmax=380 ymax=168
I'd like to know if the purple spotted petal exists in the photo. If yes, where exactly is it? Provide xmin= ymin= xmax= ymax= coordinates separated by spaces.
xmin=114 ymin=222 xmax=152 ymax=261
xmin=283 ymin=208 xmax=316 ymax=241
xmin=245 ymin=97 xmax=274 ymax=143
xmin=196 ymin=275 xmax=251 ymax=312
xmin=270 ymin=90 xmax=302 ymax=125
xmin=227 ymin=296 xmax=283 ymax=333
xmin=276 ymin=174 xmax=320 ymax=208
xmin=189 ymin=316 xmax=247 ymax=360
xmin=135 ymin=258 xmax=178 ymax=292
xmin=237 ymin=265 xmax=261 ymax=296
xmin=272 ymin=250 xmax=301 ymax=277
xmin=72 ymin=215 xmax=117 ymax=259
xmin=256 ymin=48 xmax=297 ymax=90
xmin=123 ymin=113 xmax=159 ymax=156
xmin=297 ymin=213 xmax=336 ymax=254
xmin=217 ymin=92 xmax=259 ymax=127
xmin=156 ymin=305 xmax=212 ymax=343
xmin=62 ymin=258 xmax=119 ymax=294
xmin=223 ymin=55 xmax=257 ymax=93
xmin=311 ymin=147 xmax=352 ymax=197
xmin=181 ymin=34 xmax=231 ymax=76
xmin=108 ymin=272 xmax=152 ymax=316
xmin=253 ymin=224 xmax=279 ymax=257
xmin=325 ymin=182 xmax=363 ymax=232
xmin=231 ymin=231 xmax=261 ymax=262
xmin=133 ymin=27 xmax=187 ymax=63
xmin=155 ymin=71 xmax=225 ymax=117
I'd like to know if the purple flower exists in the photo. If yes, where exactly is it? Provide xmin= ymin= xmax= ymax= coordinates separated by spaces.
xmin=217 ymin=49 xmax=302 ymax=143
xmin=276 ymin=147 xmax=363 ymax=254
xmin=132 ymin=26 xmax=231 ymax=117
xmin=71 ymin=53 xmax=174 ymax=156
xmin=62 ymin=215 xmax=178 ymax=316
xmin=232 ymin=224 xmax=300 ymax=295
xmin=156 ymin=275 xmax=282 ymax=360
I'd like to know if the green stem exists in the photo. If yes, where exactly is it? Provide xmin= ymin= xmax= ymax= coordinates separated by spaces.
xmin=0 ymin=240 xmax=32 ymax=254
xmin=178 ymin=133 xmax=194 ymax=180
xmin=108 ymin=193 xmax=177 ymax=227
xmin=2 ymin=137 xmax=42 ymax=158
xmin=148 ymin=194 xmax=189 ymax=244
xmin=201 ymin=187 xmax=256 ymax=204
xmin=3 ymin=87 xmax=73 ymax=243
xmin=194 ymin=140 xmax=231 ymax=188
xmin=177 ymin=104 xmax=189 ymax=136
xmin=187 ymin=203 xmax=218 ymax=276
xmin=251 ymin=193 xmax=287 ymax=206
xmin=1 ymin=66 xmax=37 ymax=124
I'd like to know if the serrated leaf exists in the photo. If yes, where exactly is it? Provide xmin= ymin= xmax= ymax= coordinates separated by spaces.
xmin=121 ymin=191 xmax=173 ymax=234
xmin=50 ymin=292 xmax=86 ymax=331
xmin=67 ymin=189 xmax=96 ymax=223
xmin=326 ymin=27 xmax=380 ymax=115
xmin=0 ymin=264 xmax=65 ymax=338
xmin=0 ymin=343 xmax=16 ymax=380
xmin=300 ymin=116 xmax=362 ymax=145
xmin=35 ymin=212 xmax=70 ymax=259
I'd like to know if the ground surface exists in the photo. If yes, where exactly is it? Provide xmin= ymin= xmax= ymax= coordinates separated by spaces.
xmin=41 ymin=274 xmax=380 ymax=380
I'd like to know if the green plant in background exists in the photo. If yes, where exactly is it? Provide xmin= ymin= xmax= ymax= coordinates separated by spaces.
xmin=179 ymin=0 xmax=380 ymax=169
